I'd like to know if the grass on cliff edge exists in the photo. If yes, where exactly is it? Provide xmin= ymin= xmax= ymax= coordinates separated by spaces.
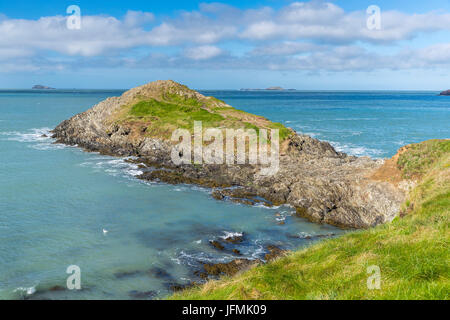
xmin=171 ymin=140 xmax=450 ymax=300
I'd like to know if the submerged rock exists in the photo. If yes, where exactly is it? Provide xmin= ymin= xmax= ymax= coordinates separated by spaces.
xmin=164 ymin=282 xmax=194 ymax=292
xmin=48 ymin=285 xmax=65 ymax=292
xmin=232 ymin=249 xmax=242 ymax=255
xmin=148 ymin=267 xmax=174 ymax=280
xmin=203 ymin=259 xmax=261 ymax=277
xmin=209 ymin=240 xmax=225 ymax=250
xmin=128 ymin=290 xmax=157 ymax=299
xmin=223 ymin=234 xmax=244 ymax=244
xmin=114 ymin=270 xmax=144 ymax=279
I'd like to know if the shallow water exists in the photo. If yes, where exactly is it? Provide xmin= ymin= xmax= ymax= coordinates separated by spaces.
xmin=0 ymin=90 xmax=448 ymax=299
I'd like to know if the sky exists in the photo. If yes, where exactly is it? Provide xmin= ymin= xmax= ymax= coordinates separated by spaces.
xmin=1 ymin=0 xmax=450 ymax=89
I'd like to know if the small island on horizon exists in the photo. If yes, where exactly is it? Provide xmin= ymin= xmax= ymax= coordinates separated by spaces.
xmin=240 ymin=86 xmax=296 ymax=91
xmin=32 ymin=84 xmax=55 ymax=90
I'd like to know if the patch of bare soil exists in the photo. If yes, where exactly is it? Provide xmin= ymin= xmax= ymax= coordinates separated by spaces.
xmin=370 ymin=146 xmax=409 ymax=186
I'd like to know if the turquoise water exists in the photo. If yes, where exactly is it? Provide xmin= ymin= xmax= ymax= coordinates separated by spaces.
xmin=0 ymin=90 xmax=448 ymax=299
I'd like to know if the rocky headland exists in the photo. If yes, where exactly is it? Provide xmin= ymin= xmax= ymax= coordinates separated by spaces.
xmin=52 ymin=80 xmax=406 ymax=229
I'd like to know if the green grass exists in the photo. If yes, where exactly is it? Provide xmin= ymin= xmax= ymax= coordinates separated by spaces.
xmin=129 ymin=99 xmax=224 ymax=132
xmin=398 ymin=139 xmax=450 ymax=179
xmin=171 ymin=140 xmax=449 ymax=300
xmin=268 ymin=122 xmax=292 ymax=141
xmin=116 ymin=93 xmax=293 ymax=142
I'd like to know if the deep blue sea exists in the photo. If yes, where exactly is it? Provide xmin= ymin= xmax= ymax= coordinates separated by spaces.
xmin=0 ymin=90 xmax=449 ymax=299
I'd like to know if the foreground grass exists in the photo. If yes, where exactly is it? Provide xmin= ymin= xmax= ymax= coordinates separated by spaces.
xmin=171 ymin=140 xmax=449 ymax=300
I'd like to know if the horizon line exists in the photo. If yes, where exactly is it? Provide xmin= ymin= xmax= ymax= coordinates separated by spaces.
xmin=0 ymin=88 xmax=445 ymax=92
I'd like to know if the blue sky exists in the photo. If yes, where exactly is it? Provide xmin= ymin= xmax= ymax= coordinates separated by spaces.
xmin=1 ymin=0 xmax=450 ymax=89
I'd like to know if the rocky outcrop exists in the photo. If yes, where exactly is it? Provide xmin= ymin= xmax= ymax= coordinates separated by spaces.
xmin=439 ymin=89 xmax=450 ymax=96
xmin=52 ymin=80 xmax=406 ymax=229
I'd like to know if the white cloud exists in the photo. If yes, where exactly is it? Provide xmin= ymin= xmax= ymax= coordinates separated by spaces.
xmin=1 ymin=1 xmax=450 ymax=73
xmin=241 ymin=2 xmax=450 ymax=43
xmin=0 ymin=15 xmax=152 ymax=56
xmin=250 ymin=42 xmax=322 ymax=56
xmin=0 ymin=48 xmax=33 ymax=60
xmin=184 ymin=46 xmax=223 ymax=60
xmin=123 ymin=10 xmax=154 ymax=27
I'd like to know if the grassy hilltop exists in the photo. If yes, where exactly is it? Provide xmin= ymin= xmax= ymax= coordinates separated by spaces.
xmin=110 ymin=80 xmax=291 ymax=141
xmin=172 ymin=140 xmax=450 ymax=300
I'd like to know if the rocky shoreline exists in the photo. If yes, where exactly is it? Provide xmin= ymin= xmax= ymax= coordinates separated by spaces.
xmin=52 ymin=80 xmax=405 ymax=230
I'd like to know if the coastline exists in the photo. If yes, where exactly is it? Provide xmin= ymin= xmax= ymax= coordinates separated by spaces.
xmin=48 ymin=80 xmax=417 ymax=294
xmin=171 ymin=139 xmax=450 ymax=300
xmin=1 ymin=86 xmax=447 ymax=300
xmin=52 ymin=80 xmax=405 ymax=229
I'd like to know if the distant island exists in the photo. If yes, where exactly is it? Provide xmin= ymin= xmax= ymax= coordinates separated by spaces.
xmin=439 ymin=89 xmax=450 ymax=96
xmin=32 ymin=85 xmax=55 ymax=90
xmin=240 ymin=86 xmax=296 ymax=91
xmin=266 ymin=86 xmax=284 ymax=90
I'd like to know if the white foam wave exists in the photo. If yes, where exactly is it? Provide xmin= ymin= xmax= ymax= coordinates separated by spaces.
xmin=176 ymin=250 xmax=233 ymax=266
xmin=32 ymin=143 xmax=67 ymax=151
xmin=0 ymin=127 xmax=68 ymax=151
xmin=297 ymin=232 xmax=314 ymax=239
xmin=79 ymin=157 xmax=143 ymax=179
xmin=330 ymin=141 xmax=383 ymax=158
xmin=1 ymin=127 xmax=52 ymax=142
xmin=250 ymin=239 xmax=266 ymax=259
xmin=303 ymin=132 xmax=320 ymax=138
xmin=13 ymin=285 xmax=36 ymax=296
xmin=333 ymin=118 xmax=378 ymax=121
xmin=219 ymin=231 xmax=243 ymax=240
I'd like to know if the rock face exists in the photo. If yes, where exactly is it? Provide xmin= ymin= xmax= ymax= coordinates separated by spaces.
xmin=52 ymin=80 xmax=405 ymax=229
xmin=439 ymin=89 xmax=450 ymax=96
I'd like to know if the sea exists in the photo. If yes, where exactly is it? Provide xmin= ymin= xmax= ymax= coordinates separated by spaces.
xmin=0 ymin=89 xmax=448 ymax=299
